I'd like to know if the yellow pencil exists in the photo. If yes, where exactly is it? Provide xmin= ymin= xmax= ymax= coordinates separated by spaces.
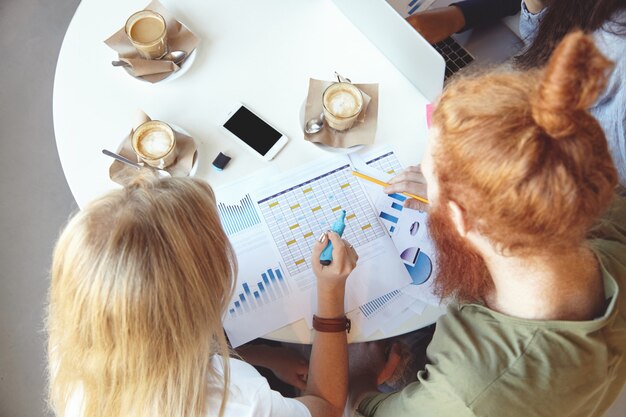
xmin=351 ymin=170 xmax=429 ymax=205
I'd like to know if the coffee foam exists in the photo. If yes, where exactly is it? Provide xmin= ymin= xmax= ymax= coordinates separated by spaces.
xmin=325 ymin=88 xmax=361 ymax=117
xmin=137 ymin=130 xmax=172 ymax=158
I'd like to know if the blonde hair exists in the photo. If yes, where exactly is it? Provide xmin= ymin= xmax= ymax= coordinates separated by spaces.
xmin=47 ymin=173 xmax=236 ymax=417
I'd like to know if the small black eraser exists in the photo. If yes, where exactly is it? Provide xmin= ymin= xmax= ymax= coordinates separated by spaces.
xmin=212 ymin=152 xmax=231 ymax=171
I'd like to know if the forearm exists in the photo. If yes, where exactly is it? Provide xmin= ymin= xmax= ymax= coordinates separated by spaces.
xmin=407 ymin=6 xmax=466 ymax=44
xmin=303 ymin=286 xmax=348 ymax=416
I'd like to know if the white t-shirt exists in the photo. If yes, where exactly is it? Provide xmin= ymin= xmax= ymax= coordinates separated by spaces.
xmin=207 ymin=356 xmax=312 ymax=417
xmin=65 ymin=357 xmax=312 ymax=417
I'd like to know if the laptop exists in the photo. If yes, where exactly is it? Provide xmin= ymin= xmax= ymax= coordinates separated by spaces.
xmin=333 ymin=0 xmax=525 ymax=89
xmin=396 ymin=0 xmax=525 ymax=79
xmin=331 ymin=0 xmax=445 ymax=102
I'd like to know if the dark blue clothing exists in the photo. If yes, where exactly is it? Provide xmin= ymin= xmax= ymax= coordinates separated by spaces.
xmin=451 ymin=0 xmax=520 ymax=31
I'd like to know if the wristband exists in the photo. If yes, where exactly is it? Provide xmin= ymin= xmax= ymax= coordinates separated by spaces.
xmin=312 ymin=315 xmax=351 ymax=333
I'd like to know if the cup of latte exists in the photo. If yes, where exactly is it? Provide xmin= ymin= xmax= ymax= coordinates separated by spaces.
xmin=131 ymin=121 xmax=177 ymax=169
xmin=125 ymin=10 xmax=168 ymax=59
xmin=322 ymin=82 xmax=364 ymax=131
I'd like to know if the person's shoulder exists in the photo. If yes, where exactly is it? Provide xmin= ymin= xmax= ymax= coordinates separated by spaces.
xmin=594 ymin=10 xmax=626 ymax=63
xmin=603 ymin=8 xmax=626 ymax=33
xmin=209 ymin=357 xmax=311 ymax=417
xmin=207 ymin=357 xmax=270 ymax=413
xmin=588 ymin=194 xmax=626 ymax=262
xmin=212 ymin=356 xmax=268 ymax=384
xmin=424 ymin=305 xmax=540 ymax=403
xmin=431 ymin=304 xmax=618 ymax=416
xmin=435 ymin=303 xmax=540 ymax=354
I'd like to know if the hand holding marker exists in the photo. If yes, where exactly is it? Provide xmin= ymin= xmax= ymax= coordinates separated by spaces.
xmin=319 ymin=210 xmax=347 ymax=265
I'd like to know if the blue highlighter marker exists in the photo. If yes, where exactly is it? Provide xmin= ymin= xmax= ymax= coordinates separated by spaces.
xmin=319 ymin=210 xmax=347 ymax=265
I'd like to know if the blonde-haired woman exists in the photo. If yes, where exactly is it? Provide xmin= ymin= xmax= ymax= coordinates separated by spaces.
xmin=47 ymin=174 xmax=357 ymax=417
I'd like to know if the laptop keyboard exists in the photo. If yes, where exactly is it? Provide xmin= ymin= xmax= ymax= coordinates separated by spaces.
xmin=433 ymin=37 xmax=475 ymax=80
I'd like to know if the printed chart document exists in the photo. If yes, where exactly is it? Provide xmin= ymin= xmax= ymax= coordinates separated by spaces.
xmin=215 ymin=172 xmax=308 ymax=347
xmin=347 ymin=148 xmax=441 ymax=336
xmin=217 ymin=150 xmax=415 ymax=347
xmin=254 ymin=156 xmax=411 ymax=315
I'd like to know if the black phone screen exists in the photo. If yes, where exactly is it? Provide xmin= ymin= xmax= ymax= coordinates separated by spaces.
xmin=223 ymin=106 xmax=282 ymax=155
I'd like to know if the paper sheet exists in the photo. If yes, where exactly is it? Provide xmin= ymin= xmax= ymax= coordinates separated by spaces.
xmin=218 ymin=151 xmax=412 ymax=347
xmin=349 ymin=290 xmax=417 ymax=338
xmin=254 ymin=155 xmax=412 ymax=314
xmin=352 ymin=148 xmax=440 ymax=307
xmin=223 ymin=227 xmax=309 ymax=348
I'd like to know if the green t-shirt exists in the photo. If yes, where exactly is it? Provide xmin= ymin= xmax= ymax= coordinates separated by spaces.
xmin=357 ymin=194 xmax=626 ymax=417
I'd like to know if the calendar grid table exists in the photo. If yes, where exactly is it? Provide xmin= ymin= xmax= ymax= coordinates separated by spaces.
xmin=365 ymin=151 xmax=403 ymax=175
xmin=258 ymin=164 xmax=385 ymax=276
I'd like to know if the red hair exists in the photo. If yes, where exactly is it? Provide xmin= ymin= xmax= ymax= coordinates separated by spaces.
xmin=431 ymin=31 xmax=617 ymax=254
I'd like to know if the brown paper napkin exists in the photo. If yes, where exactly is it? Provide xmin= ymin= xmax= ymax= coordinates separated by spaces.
xmin=105 ymin=0 xmax=200 ymax=83
xmin=109 ymin=112 xmax=198 ymax=185
xmin=304 ymin=79 xmax=379 ymax=148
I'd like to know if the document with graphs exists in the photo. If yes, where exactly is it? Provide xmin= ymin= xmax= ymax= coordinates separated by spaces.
xmin=216 ymin=150 xmax=412 ymax=346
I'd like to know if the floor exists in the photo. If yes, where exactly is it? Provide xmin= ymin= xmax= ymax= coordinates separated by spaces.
xmin=0 ymin=1 xmax=624 ymax=417
xmin=0 ymin=0 xmax=80 ymax=416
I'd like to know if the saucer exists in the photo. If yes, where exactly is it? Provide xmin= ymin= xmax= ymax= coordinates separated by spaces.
xmin=109 ymin=123 xmax=198 ymax=185
xmin=299 ymin=99 xmax=364 ymax=154
xmin=122 ymin=49 xmax=197 ymax=84
xmin=104 ymin=0 xmax=201 ymax=84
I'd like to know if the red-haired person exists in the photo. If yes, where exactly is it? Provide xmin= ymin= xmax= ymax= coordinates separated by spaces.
xmin=350 ymin=32 xmax=626 ymax=416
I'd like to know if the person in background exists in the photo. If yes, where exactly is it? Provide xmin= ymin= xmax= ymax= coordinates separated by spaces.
xmin=406 ymin=0 xmax=519 ymax=45
xmin=46 ymin=174 xmax=357 ymax=417
xmin=517 ymin=0 xmax=626 ymax=186
xmin=351 ymin=31 xmax=626 ymax=416
xmin=408 ymin=0 xmax=626 ymax=186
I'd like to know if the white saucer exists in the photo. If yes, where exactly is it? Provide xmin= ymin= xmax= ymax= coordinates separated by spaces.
xmin=298 ymin=99 xmax=364 ymax=154
xmin=124 ymin=49 xmax=197 ymax=84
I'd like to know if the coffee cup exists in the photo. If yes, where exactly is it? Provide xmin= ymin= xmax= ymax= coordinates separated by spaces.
xmin=131 ymin=121 xmax=177 ymax=169
xmin=125 ymin=10 xmax=168 ymax=59
xmin=322 ymin=82 xmax=364 ymax=131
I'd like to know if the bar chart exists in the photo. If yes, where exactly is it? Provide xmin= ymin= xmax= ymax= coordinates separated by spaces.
xmin=359 ymin=289 xmax=401 ymax=318
xmin=217 ymin=193 xmax=261 ymax=236
xmin=228 ymin=266 xmax=290 ymax=317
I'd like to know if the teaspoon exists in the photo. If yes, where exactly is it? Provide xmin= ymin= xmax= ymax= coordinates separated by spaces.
xmin=111 ymin=50 xmax=187 ymax=68
xmin=305 ymin=112 xmax=325 ymax=134
xmin=102 ymin=149 xmax=171 ymax=178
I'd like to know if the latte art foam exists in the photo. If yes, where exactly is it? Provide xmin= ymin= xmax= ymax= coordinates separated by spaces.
xmin=138 ymin=130 xmax=173 ymax=158
xmin=327 ymin=90 xmax=361 ymax=117
xmin=322 ymin=82 xmax=364 ymax=131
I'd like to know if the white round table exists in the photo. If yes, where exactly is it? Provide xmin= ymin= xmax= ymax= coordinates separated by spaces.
xmin=53 ymin=0 xmax=445 ymax=343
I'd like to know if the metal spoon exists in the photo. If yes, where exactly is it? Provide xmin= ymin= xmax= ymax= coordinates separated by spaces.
xmin=111 ymin=50 xmax=187 ymax=68
xmin=305 ymin=112 xmax=325 ymax=134
xmin=161 ymin=50 xmax=187 ymax=65
xmin=102 ymin=149 xmax=171 ymax=178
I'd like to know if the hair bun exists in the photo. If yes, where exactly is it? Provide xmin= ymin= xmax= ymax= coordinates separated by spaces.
xmin=531 ymin=31 xmax=613 ymax=139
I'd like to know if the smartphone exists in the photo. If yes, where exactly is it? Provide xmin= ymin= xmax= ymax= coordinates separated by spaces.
xmin=220 ymin=104 xmax=289 ymax=161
